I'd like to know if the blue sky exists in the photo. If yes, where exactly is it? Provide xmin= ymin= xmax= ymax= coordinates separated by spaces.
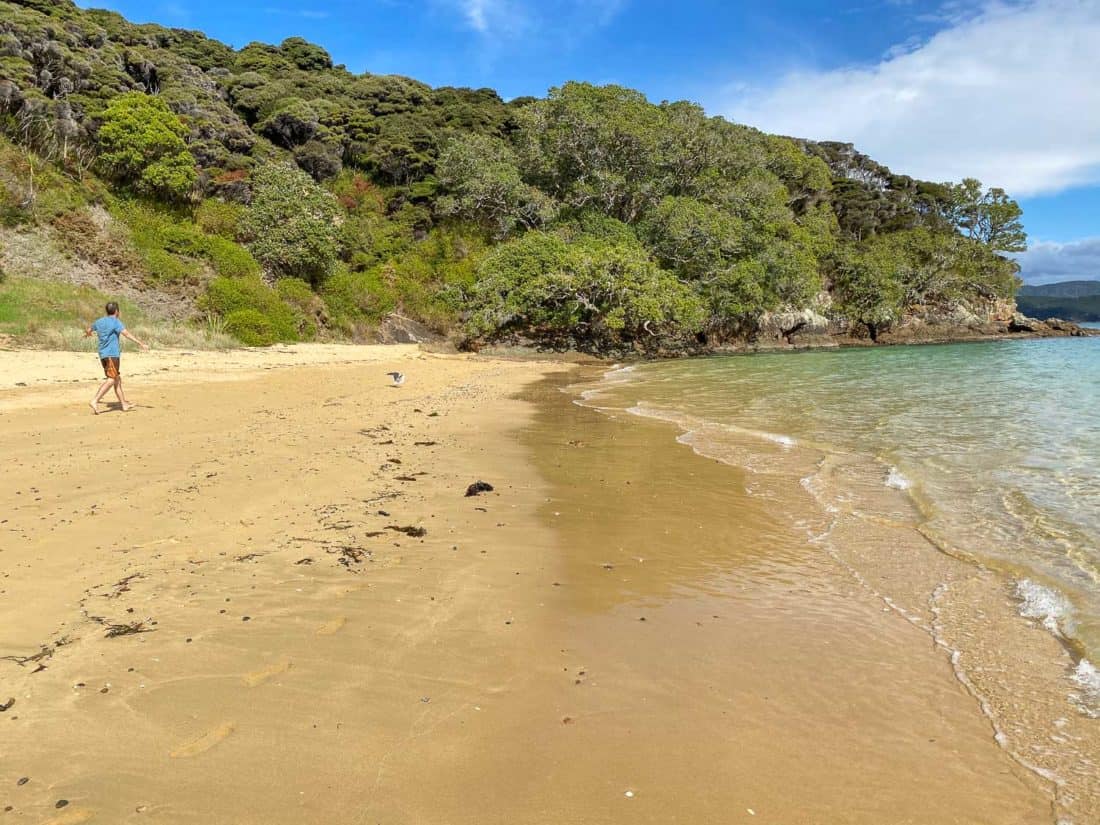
xmin=77 ymin=0 xmax=1100 ymax=283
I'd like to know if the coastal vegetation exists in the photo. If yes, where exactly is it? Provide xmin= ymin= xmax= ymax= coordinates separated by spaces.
xmin=0 ymin=0 xmax=1027 ymax=350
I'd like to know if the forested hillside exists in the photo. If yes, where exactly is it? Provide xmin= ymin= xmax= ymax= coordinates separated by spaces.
xmin=1016 ymin=281 xmax=1100 ymax=321
xmin=0 ymin=0 xmax=1030 ymax=350
xmin=1018 ymin=281 xmax=1100 ymax=298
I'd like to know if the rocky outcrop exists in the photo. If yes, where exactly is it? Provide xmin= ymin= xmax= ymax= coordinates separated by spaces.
xmin=466 ymin=298 xmax=1096 ymax=359
xmin=801 ymin=298 xmax=1096 ymax=348
xmin=374 ymin=314 xmax=443 ymax=345
xmin=753 ymin=308 xmax=842 ymax=348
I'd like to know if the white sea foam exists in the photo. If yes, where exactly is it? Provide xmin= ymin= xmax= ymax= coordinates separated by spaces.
xmin=1016 ymin=578 xmax=1075 ymax=637
xmin=764 ymin=432 xmax=796 ymax=448
xmin=604 ymin=364 xmax=636 ymax=377
xmin=1072 ymin=659 xmax=1100 ymax=718
xmin=570 ymin=363 xmax=640 ymax=408
xmin=885 ymin=467 xmax=911 ymax=490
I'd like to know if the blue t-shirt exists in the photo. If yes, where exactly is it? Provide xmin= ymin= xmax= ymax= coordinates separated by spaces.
xmin=92 ymin=316 xmax=125 ymax=358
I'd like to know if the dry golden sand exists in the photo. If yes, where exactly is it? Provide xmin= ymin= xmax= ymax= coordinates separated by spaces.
xmin=0 ymin=345 xmax=1056 ymax=823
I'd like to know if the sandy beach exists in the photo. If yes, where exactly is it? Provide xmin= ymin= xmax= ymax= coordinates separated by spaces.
xmin=0 ymin=345 xmax=1060 ymax=823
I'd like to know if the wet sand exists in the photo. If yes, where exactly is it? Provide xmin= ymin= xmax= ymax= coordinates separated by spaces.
xmin=0 ymin=347 xmax=1055 ymax=823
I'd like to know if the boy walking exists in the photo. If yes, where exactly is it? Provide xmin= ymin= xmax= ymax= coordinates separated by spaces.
xmin=85 ymin=302 xmax=147 ymax=414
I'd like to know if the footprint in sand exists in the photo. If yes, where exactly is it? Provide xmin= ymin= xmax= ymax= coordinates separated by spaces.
xmin=315 ymin=616 xmax=347 ymax=636
xmin=169 ymin=722 xmax=236 ymax=758
xmin=241 ymin=658 xmax=292 ymax=687
xmin=41 ymin=808 xmax=93 ymax=825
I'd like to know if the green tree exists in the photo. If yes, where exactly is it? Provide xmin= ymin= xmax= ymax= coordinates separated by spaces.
xmin=466 ymin=231 xmax=704 ymax=346
xmin=641 ymin=196 xmax=745 ymax=280
xmin=278 ymin=37 xmax=333 ymax=71
xmin=516 ymin=83 xmax=666 ymax=223
xmin=436 ymin=133 xmax=556 ymax=238
xmin=95 ymin=92 xmax=196 ymax=200
xmin=833 ymin=243 xmax=905 ymax=340
xmin=240 ymin=161 xmax=340 ymax=285
xmin=949 ymin=178 xmax=1027 ymax=252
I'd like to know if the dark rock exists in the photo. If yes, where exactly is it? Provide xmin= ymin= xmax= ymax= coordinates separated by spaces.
xmin=1009 ymin=312 xmax=1040 ymax=332
xmin=465 ymin=481 xmax=494 ymax=497
xmin=375 ymin=314 xmax=442 ymax=345
xmin=386 ymin=525 xmax=427 ymax=537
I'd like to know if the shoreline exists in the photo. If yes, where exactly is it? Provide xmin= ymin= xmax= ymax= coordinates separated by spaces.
xmin=577 ymin=355 xmax=1100 ymax=822
xmin=0 ymin=343 xmax=1078 ymax=822
xmin=478 ymin=319 xmax=1100 ymax=361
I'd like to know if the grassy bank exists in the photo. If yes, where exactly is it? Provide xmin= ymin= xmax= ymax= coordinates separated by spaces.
xmin=0 ymin=276 xmax=237 ymax=349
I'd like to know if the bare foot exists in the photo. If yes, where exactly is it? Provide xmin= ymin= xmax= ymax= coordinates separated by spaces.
xmin=89 ymin=401 xmax=100 ymax=415
xmin=122 ymin=403 xmax=135 ymax=412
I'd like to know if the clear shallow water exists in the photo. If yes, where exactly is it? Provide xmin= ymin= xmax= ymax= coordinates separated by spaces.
xmin=585 ymin=337 xmax=1100 ymax=714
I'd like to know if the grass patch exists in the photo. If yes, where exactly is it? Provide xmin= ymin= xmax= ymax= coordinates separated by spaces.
xmin=0 ymin=276 xmax=237 ymax=349
xmin=111 ymin=199 xmax=260 ymax=287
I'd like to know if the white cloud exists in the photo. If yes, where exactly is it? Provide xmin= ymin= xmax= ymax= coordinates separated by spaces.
xmin=723 ymin=1 xmax=1100 ymax=197
xmin=446 ymin=0 xmax=624 ymax=40
xmin=1015 ymin=237 xmax=1100 ymax=283
xmin=461 ymin=0 xmax=494 ymax=32
xmin=262 ymin=6 xmax=331 ymax=18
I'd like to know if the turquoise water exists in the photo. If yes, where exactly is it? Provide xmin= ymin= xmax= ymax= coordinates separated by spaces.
xmin=586 ymin=335 xmax=1100 ymax=713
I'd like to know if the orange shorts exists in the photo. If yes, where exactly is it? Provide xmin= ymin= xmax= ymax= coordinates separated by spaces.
xmin=100 ymin=357 xmax=120 ymax=379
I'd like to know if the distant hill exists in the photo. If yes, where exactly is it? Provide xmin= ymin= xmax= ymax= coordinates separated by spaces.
xmin=1018 ymin=280 xmax=1100 ymax=298
xmin=1017 ymin=295 xmax=1100 ymax=322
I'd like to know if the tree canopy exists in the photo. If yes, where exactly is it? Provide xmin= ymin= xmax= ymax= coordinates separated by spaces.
xmin=0 ymin=0 xmax=1028 ymax=351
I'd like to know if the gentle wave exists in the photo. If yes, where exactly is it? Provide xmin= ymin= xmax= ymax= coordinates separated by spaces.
xmin=571 ymin=363 xmax=640 ymax=407
xmin=626 ymin=404 xmax=798 ymax=450
xmin=1016 ymin=578 xmax=1076 ymax=637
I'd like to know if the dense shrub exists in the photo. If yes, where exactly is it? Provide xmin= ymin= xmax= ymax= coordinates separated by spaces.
xmin=199 ymin=275 xmax=299 ymax=343
xmin=240 ymin=162 xmax=339 ymax=284
xmin=275 ymin=277 xmax=324 ymax=339
xmin=194 ymin=199 xmax=245 ymax=238
xmin=115 ymin=200 xmax=259 ymax=283
xmin=322 ymin=266 xmax=396 ymax=333
xmin=96 ymin=93 xmax=197 ymax=201
xmin=223 ymin=308 xmax=276 ymax=346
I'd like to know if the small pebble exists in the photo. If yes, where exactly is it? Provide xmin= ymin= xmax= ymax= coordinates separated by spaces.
xmin=242 ymin=616 xmax=251 ymax=622
xmin=624 ymin=791 xmax=634 ymax=798
xmin=55 ymin=800 xmax=69 ymax=809
xmin=17 ymin=777 xmax=28 ymax=786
